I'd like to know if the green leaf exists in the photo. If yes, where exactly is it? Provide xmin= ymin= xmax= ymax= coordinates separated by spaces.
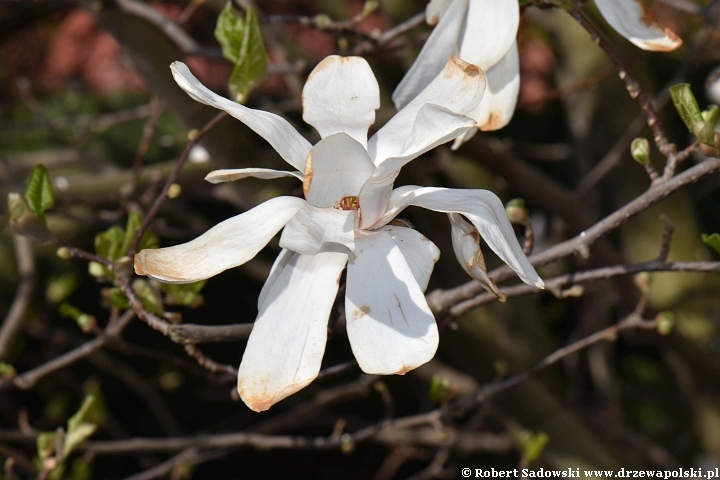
xmin=94 ymin=226 xmax=124 ymax=261
xmin=161 ymin=280 xmax=207 ymax=308
xmin=215 ymin=3 xmax=268 ymax=101
xmin=701 ymin=233 xmax=720 ymax=255
xmin=36 ymin=431 xmax=58 ymax=460
xmin=24 ymin=164 xmax=55 ymax=221
xmin=670 ymin=84 xmax=704 ymax=133
xmin=133 ymin=279 xmax=163 ymax=315
xmin=63 ymin=396 xmax=98 ymax=457
xmin=0 ymin=362 xmax=16 ymax=380
xmin=59 ymin=302 xmax=97 ymax=334
xmin=46 ymin=272 xmax=80 ymax=304
xmin=68 ymin=456 xmax=93 ymax=480
xmin=107 ymin=287 xmax=131 ymax=310
xmin=519 ymin=430 xmax=549 ymax=464
xmin=428 ymin=375 xmax=455 ymax=403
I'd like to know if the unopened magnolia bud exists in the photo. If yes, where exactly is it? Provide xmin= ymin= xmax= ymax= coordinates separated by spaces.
xmin=631 ymin=138 xmax=650 ymax=165
xmin=88 ymin=261 xmax=107 ymax=278
xmin=505 ymin=198 xmax=529 ymax=224
xmin=314 ymin=13 xmax=332 ymax=29
xmin=187 ymin=129 xmax=199 ymax=141
xmin=656 ymin=311 xmax=675 ymax=335
xmin=56 ymin=247 xmax=71 ymax=259
xmin=167 ymin=183 xmax=182 ymax=199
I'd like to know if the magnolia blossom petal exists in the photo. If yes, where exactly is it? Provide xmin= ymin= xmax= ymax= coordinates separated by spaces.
xmin=135 ymin=196 xmax=305 ymax=283
xmin=360 ymin=104 xmax=475 ymax=228
xmin=238 ymin=251 xmax=348 ymax=412
xmin=279 ymin=205 xmax=356 ymax=255
xmin=257 ymin=248 xmax=293 ymax=309
xmin=595 ymin=0 xmax=682 ymax=52
xmin=345 ymin=231 xmax=439 ymax=375
xmin=304 ymin=133 xmax=375 ymax=208
xmin=464 ymin=41 xmax=520 ymax=134
xmin=392 ymin=0 xmax=468 ymax=110
xmin=425 ymin=0 xmax=456 ymax=25
xmin=449 ymin=213 xmax=505 ymax=300
xmin=302 ymin=56 xmax=380 ymax=148
xmin=373 ymin=56 xmax=485 ymax=164
xmin=458 ymin=0 xmax=519 ymax=70
xmin=378 ymin=186 xmax=544 ymax=289
xmin=380 ymin=225 xmax=440 ymax=292
xmin=205 ymin=168 xmax=303 ymax=184
xmin=171 ymin=62 xmax=311 ymax=171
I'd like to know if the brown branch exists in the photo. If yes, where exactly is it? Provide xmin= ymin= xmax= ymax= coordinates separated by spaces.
xmin=0 ymin=235 xmax=36 ymax=360
xmin=129 ymin=111 xmax=227 ymax=256
xmin=167 ymin=323 xmax=253 ymax=344
xmin=448 ymin=260 xmax=720 ymax=318
xmin=3 ymin=310 xmax=135 ymax=391
xmin=454 ymin=312 xmax=659 ymax=414
xmin=569 ymin=8 xmax=676 ymax=160
xmin=427 ymin=157 xmax=720 ymax=313
xmin=130 ymin=96 xmax=162 ymax=194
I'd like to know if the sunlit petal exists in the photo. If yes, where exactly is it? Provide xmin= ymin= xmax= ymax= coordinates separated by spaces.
xmin=279 ymin=205 xmax=356 ymax=255
xmin=302 ymin=56 xmax=380 ymax=148
xmin=373 ymin=56 xmax=485 ymax=164
xmin=378 ymin=186 xmax=544 ymax=288
xmin=360 ymin=104 xmax=475 ymax=227
xmin=379 ymin=225 xmax=440 ymax=292
xmin=238 ymin=251 xmax=348 ymax=412
xmin=134 ymin=196 xmax=305 ymax=283
xmin=205 ymin=168 xmax=302 ymax=184
xmin=595 ymin=0 xmax=682 ymax=52
xmin=303 ymin=133 xmax=375 ymax=208
xmin=392 ymin=0 xmax=468 ymax=110
xmin=171 ymin=62 xmax=311 ymax=171
xmin=345 ymin=232 xmax=438 ymax=375
xmin=449 ymin=213 xmax=506 ymax=300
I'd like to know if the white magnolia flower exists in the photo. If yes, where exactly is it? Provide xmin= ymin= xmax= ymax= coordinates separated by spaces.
xmin=134 ymin=56 xmax=543 ymax=412
xmin=393 ymin=0 xmax=682 ymax=146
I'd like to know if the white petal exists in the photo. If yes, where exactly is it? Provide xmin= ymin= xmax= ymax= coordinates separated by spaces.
xmin=379 ymin=225 xmax=440 ymax=292
xmin=238 ymin=251 xmax=348 ymax=412
xmin=134 ymin=196 xmax=305 ymax=283
xmin=279 ymin=204 xmax=356 ymax=255
xmin=465 ymin=40 xmax=520 ymax=133
xmin=449 ymin=213 xmax=505 ymax=300
xmin=171 ymin=62 xmax=312 ymax=171
xmin=378 ymin=186 xmax=544 ymax=289
xmin=373 ymin=56 xmax=485 ymax=164
xmin=206 ymin=168 xmax=303 ymax=184
xmin=303 ymin=133 xmax=376 ymax=208
xmin=457 ymin=0 xmax=519 ymax=71
xmin=345 ymin=231 xmax=439 ymax=375
xmin=425 ymin=0 xmax=457 ymax=25
xmin=359 ymin=104 xmax=475 ymax=228
xmin=392 ymin=0 xmax=468 ymax=110
xmin=257 ymin=248 xmax=293 ymax=309
xmin=595 ymin=0 xmax=682 ymax=52
xmin=302 ymin=56 xmax=380 ymax=148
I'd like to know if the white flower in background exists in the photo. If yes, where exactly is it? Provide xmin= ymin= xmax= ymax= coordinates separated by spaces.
xmin=394 ymin=0 xmax=521 ymax=144
xmin=134 ymin=56 xmax=543 ymax=412
xmin=706 ymin=67 xmax=720 ymax=106
xmin=393 ymin=0 xmax=682 ymax=147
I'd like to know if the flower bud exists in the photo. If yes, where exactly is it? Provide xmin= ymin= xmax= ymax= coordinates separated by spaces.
xmin=630 ymin=138 xmax=650 ymax=165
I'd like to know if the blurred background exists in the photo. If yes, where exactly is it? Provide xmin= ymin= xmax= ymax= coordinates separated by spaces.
xmin=1 ymin=0 xmax=720 ymax=478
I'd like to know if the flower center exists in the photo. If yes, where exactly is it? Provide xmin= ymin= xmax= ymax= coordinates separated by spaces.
xmin=335 ymin=196 xmax=359 ymax=210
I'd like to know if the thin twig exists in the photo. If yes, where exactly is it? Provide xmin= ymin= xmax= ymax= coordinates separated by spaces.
xmin=0 ymin=235 xmax=36 ymax=359
xmin=448 ymin=260 xmax=720 ymax=318
xmin=129 ymin=111 xmax=227 ymax=256
xmin=427 ymin=157 xmax=720 ymax=313
xmin=130 ymin=96 xmax=163 ymax=194
xmin=570 ymin=8 xmax=676 ymax=160
xmin=4 ymin=310 xmax=135 ymax=390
